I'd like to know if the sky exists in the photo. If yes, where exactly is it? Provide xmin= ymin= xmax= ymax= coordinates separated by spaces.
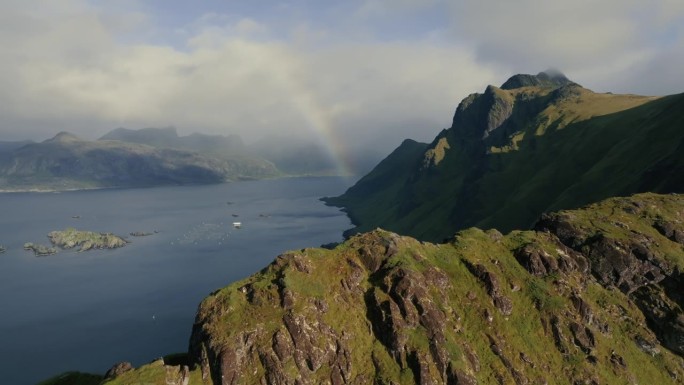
xmin=1 ymin=0 xmax=683 ymax=160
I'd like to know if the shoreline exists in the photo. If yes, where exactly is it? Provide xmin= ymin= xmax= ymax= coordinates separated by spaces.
xmin=0 ymin=175 xmax=357 ymax=194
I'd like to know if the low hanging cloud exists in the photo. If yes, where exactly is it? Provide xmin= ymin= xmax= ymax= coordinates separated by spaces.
xmin=0 ymin=0 xmax=682 ymax=151
xmin=444 ymin=0 xmax=684 ymax=93
xmin=0 ymin=0 xmax=496 ymax=150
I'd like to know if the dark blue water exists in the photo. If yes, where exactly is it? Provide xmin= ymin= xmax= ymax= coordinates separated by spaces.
xmin=0 ymin=177 xmax=353 ymax=385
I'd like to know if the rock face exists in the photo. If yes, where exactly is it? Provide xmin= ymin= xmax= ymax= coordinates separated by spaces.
xmin=183 ymin=193 xmax=684 ymax=385
xmin=104 ymin=362 xmax=134 ymax=379
xmin=326 ymin=71 xmax=684 ymax=242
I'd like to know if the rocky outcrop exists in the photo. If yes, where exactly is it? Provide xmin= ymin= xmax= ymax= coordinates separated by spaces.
xmin=183 ymin=193 xmax=684 ymax=385
xmin=23 ymin=242 xmax=58 ymax=256
xmin=104 ymin=361 xmax=133 ymax=379
xmin=48 ymin=228 xmax=128 ymax=251
xmin=77 ymin=193 xmax=682 ymax=385
xmin=500 ymin=70 xmax=577 ymax=90
xmin=535 ymin=193 xmax=684 ymax=356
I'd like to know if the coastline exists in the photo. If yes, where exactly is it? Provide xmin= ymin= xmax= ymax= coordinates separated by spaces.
xmin=0 ymin=174 xmax=357 ymax=194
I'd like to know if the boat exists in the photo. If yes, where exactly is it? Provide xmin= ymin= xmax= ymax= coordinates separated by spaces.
xmin=232 ymin=222 xmax=242 ymax=229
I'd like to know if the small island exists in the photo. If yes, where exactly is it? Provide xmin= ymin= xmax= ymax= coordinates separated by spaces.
xmin=129 ymin=231 xmax=154 ymax=237
xmin=24 ymin=243 xmax=58 ymax=256
xmin=48 ymin=228 xmax=128 ymax=252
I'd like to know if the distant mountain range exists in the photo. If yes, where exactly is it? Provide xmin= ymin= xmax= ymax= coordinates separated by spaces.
xmin=0 ymin=126 xmax=356 ymax=191
xmin=0 ymin=132 xmax=278 ymax=191
xmin=326 ymin=71 xmax=684 ymax=241
xmin=100 ymin=127 xmax=345 ymax=176
xmin=99 ymin=127 xmax=246 ymax=155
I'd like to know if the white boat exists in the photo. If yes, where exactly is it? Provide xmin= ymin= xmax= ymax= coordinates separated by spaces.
xmin=232 ymin=222 xmax=242 ymax=229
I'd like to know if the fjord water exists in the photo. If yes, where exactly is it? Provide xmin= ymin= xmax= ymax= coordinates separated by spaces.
xmin=0 ymin=177 xmax=353 ymax=385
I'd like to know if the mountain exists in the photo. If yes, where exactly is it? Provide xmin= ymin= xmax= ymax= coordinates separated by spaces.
xmin=325 ymin=71 xmax=684 ymax=241
xmin=48 ymin=192 xmax=684 ymax=385
xmin=99 ymin=127 xmax=246 ymax=156
xmin=102 ymin=127 xmax=349 ymax=176
xmin=0 ymin=140 xmax=33 ymax=153
xmin=0 ymin=132 xmax=279 ymax=191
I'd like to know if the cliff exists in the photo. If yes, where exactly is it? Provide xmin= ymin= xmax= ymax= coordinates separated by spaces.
xmin=325 ymin=71 xmax=684 ymax=241
xmin=87 ymin=192 xmax=684 ymax=385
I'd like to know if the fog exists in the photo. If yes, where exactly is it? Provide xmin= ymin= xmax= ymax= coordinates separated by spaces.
xmin=1 ymin=0 xmax=682 ymax=162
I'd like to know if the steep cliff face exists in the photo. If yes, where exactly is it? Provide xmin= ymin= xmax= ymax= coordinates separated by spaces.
xmin=175 ymin=193 xmax=683 ymax=385
xmin=326 ymin=71 xmax=684 ymax=242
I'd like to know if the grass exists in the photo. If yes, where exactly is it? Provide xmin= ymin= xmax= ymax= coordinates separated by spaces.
xmin=77 ymin=192 xmax=684 ymax=385
xmin=36 ymin=372 xmax=102 ymax=385
xmin=330 ymin=83 xmax=684 ymax=242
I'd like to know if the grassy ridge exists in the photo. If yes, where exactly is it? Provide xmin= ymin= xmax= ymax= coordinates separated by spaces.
xmin=36 ymin=193 xmax=684 ymax=384
xmin=329 ymin=79 xmax=684 ymax=242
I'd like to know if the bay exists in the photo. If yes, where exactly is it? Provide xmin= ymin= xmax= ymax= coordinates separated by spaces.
xmin=0 ymin=177 xmax=353 ymax=385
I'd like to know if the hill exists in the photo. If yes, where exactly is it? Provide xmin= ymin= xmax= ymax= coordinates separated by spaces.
xmin=0 ymin=132 xmax=279 ymax=191
xmin=99 ymin=127 xmax=246 ymax=156
xmin=102 ymin=127 xmax=347 ymax=176
xmin=325 ymin=71 xmax=684 ymax=241
xmin=0 ymin=140 xmax=33 ymax=153
xmin=49 ymin=192 xmax=684 ymax=385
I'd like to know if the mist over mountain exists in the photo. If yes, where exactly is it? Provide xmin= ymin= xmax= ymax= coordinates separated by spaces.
xmin=0 ymin=132 xmax=279 ymax=191
xmin=100 ymin=127 xmax=246 ymax=156
xmin=0 ymin=140 xmax=33 ymax=153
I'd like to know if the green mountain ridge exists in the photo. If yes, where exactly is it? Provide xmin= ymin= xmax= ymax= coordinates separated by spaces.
xmin=33 ymin=72 xmax=684 ymax=385
xmin=325 ymin=71 xmax=684 ymax=242
xmin=44 ymin=192 xmax=684 ymax=385
xmin=0 ymin=132 xmax=279 ymax=191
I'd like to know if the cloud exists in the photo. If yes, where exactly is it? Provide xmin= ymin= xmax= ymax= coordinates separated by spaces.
xmin=0 ymin=0 xmax=682 ymax=161
xmin=0 ymin=0 xmax=496 ymax=156
xmin=445 ymin=0 xmax=684 ymax=92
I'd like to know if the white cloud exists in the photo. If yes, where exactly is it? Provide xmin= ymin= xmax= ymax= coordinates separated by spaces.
xmin=0 ymin=0 xmax=682 ymax=157
xmin=0 ymin=1 xmax=495 ymax=155
xmin=445 ymin=0 xmax=684 ymax=92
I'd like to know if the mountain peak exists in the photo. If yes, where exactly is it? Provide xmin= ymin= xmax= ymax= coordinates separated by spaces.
xmin=500 ymin=69 xmax=578 ymax=90
xmin=45 ymin=132 xmax=82 ymax=143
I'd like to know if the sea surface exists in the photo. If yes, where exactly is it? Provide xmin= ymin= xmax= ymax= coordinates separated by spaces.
xmin=0 ymin=177 xmax=353 ymax=385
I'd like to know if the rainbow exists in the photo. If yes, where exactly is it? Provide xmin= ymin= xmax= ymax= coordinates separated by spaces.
xmin=285 ymin=79 xmax=354 ymax=176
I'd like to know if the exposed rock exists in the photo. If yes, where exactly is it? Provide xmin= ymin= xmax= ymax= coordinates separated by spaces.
xmin=570 ymin=294 xmax=594 ymax=325
xmin=569 ymin=322 xmax=595 ymax=354
xmin=23 ymin=242 xmax=58 ymax=256
xmin=654 ymin=220 xmax=684 ymax=244
xmin=468 ymin=263 xmax=513 ymax=315
xmin=164 ymin=364 xmax=191 ymax=385
xmin=501 ymin=70 xmax=576 ymax=90
xmin=104 ymin=361 xmax=133 ymax=379
xmin=536 ymin=197 xmax=684 ymax=356
xmin=176 ymin=197 xmax=684 ymax=385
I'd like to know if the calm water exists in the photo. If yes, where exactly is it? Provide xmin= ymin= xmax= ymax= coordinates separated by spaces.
xmin=0 ymin=177 xmax=353 ymax=385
